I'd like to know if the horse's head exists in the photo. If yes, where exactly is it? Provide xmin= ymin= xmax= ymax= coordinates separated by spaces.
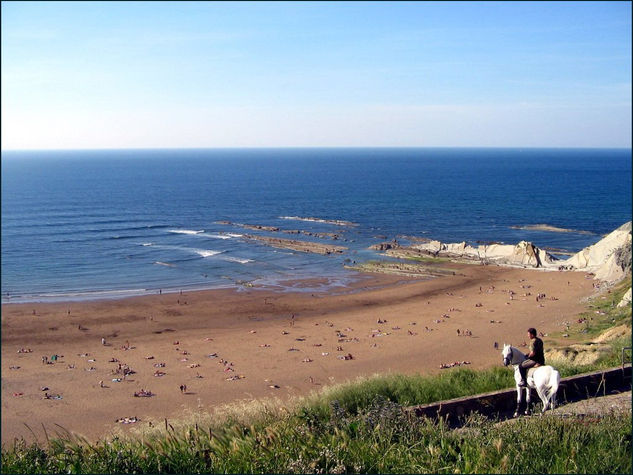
xmin=502 ymin=344 xmax=513 ymax=366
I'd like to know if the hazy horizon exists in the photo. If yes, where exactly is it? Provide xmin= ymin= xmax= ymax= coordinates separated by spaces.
xmin=2 ymin=145 xmax=632 ymax=153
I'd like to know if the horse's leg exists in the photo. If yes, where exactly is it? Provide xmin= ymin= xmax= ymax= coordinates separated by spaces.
xmin=540 ymin=383 xmax=556 ymax=412
xmin=513 ymin=386 xmax=522 ymax=418
xmin=536 ymin=385 xmax=548 ymax=413
xmin=524 ymin=387 xmax=532 ymax=415
xmin=549 ymin=388 xmax=557 ymax=410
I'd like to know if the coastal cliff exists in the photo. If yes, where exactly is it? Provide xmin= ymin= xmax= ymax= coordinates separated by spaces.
xmin=367 ymin=222 xmax=632 ymax=287
xmin=372 ymin=239 xmax=557 ymax=268
xmin=561 ymin=221 xmax=632 ymax=283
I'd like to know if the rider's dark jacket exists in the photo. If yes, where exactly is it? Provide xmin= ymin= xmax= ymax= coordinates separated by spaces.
xmin=529 ymin=337 xmax=545 ymax=365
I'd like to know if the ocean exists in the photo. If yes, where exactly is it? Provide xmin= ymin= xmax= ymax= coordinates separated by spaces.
xmin=2 ymin=148 xmax=631 ymax=303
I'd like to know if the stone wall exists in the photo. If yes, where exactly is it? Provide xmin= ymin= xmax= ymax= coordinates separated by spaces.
xmin=409 ymin=365 xmax=631 ymax=426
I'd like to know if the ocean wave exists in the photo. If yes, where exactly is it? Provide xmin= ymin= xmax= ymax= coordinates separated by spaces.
xmin=510 ymin=224 xmax=595 ymax=235
xmin=111 ymin=224 xmax=171 ymax=233
xmin=195 ymin=249 xmax=223 ymax=258
xmin=107 ymin=234 xmax=149 ymax=240
xmin=279 ymin=216 xmax=358 ymax=226
xmin=57 ymin=224 xmax=171 ymax=235
xmin=149 ymin=244 xmax=224 ymax=258
xmin=50 ymin=234 xmax=150 ymax=243
xmin=36 ymin=288 xmax=148 ymax=299
xmin=226 ymin=233 xmax=243 ymax=238
xmin=99 ymin=223 xmax=171 ymax=232
xmin=141 ymin=242 xmax=154 ymax=246
xmin=155 ymin=261 xmax=175 ymax=267
xmin=169 ymin=229 xmax=204 ymax=235
xmin=201 ymin=233 xmax=232 ymax=240
xmin=223 ymin=256 xmax=254 ymax=264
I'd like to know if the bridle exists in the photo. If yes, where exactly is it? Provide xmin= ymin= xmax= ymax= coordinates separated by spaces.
xmin=503 ymin=346 xmax=514 ymax=366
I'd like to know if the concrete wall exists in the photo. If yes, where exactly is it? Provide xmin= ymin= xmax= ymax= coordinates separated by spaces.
xmin=410 ymin=365 xmax=631 ymax=425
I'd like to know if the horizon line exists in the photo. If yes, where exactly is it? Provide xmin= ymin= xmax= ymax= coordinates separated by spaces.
xmin=2 ymin=145 xmax=631 ymax=153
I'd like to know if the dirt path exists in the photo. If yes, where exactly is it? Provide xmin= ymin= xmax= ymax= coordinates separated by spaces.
xmin=549 ymin=390 xmax=631 ymax=417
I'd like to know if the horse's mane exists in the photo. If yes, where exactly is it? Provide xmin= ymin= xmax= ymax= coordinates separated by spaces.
xmin=503 ymin=345 xmax=526 ymax=364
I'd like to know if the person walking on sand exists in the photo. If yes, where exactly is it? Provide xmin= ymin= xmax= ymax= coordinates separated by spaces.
xmin=518 ymin=327 xmax=545 ymax=387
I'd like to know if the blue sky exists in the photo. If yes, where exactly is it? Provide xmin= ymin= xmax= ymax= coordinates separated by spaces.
xmin=2 ymin=1 xmax=631 ymax=149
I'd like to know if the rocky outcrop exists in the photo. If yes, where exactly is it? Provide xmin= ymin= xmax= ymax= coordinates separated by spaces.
xmin=242 ymin=235 xmax=347 ymax=255
xmin=219 ymin=222 xmax=280 ymax=232
xmin=279 ymin=216 xmax=358 ymax=227
xmin=478 ymin=241 xmax=556 ymax=267
xmin=618 ymin=288 xmax=632 ymax=308
xmin=407 ymin=240 xmax=556 ymax=268
xmin=370 ymin=241 xmax=400 ymax=251
xmin=562 ymin=222 xmax=631 ymax=283
xmin=368 ymin=222 xmax=631 ymax=277
xmin=345 ymin=260 xmax=457 ymax=278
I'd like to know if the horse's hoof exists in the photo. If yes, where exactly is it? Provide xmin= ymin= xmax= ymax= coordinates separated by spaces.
xmin=513 ymin=412 xmax=519 ymax=418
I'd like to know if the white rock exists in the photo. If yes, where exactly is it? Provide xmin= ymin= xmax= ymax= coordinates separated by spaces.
xmin=563 ymin=222 xmax=631 ymax=282
xmin=617 ymin=288 xmax=631 ymax=308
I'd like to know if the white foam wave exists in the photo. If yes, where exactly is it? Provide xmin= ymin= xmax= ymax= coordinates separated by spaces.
xmin=39 ymin=288 xmax=146 ymax=298
xmin=195 ymin=249 xmax=223 ymax=258
xmin=148 ymin=244 xmax=224 ymax=258
xmin=169 ymin=229 xmax=204 ymax=235
xmin=141 ymin=242 xmax=154 ymax=246
xmin=223 ymin=256 xmax=254 ymax=264
xmin=226 ymin=233 xmax=243 ymax=238
xmin=155 ymin=261 xmax=175 ymax=267
xmin=279 ymin=216 xmax=357 ymax=226
xmin=203 ymin=233 xmax=232 ymax=240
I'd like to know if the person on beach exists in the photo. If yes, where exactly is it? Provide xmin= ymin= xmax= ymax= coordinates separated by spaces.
xmin=518 ymin=327 xmax=545 ymax=387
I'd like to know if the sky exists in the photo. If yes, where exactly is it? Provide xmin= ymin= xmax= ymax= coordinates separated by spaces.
xmin=1 ymin=1 xmax=631 ymax=150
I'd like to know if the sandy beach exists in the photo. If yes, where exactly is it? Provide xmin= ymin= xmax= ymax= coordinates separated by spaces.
xmin=1 ymin=263 xmax=596 ymax=445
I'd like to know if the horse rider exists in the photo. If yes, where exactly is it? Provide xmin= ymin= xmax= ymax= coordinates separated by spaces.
xmin=518 ymin=327 xmax=545 ymax=387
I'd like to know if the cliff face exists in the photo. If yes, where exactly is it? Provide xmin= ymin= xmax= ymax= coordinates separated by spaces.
xmin=409 ymin=239 xmax=557 ymax=268
xmin=384 ymin=222 xmax=631 ymax=285
xmin=562 ymin=222 xmax=632 ymax=283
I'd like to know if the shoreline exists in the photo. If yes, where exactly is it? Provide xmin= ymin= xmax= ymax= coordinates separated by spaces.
xmin=2 ymin=263 xmax=597 ymax=444
xmin=0 ymin=269 xmax=401 ymax=305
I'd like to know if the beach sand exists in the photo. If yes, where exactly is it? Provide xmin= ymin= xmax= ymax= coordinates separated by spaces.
xmin=1 ymin=263 xmax=596 ymax=444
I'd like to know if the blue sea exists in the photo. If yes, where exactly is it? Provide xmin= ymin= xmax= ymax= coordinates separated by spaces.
xmin=2 ymin=148 xmax=631 ymax=303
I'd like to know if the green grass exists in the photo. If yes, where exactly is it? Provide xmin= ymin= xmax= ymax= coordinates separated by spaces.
xmin=579 ymin=275 xmax=632 ymax=338
xmin=399 ymin=255 xmax=451 ymax=263
xmin=3 ymin=359 xmax=629 ymax=474
xmin=297 ymin=367 xmax=514 ymax=420
xmin=2 ymin=403 xmax=630 ymax=474
xmin=2 ymin=280 xmax=631 ymax=474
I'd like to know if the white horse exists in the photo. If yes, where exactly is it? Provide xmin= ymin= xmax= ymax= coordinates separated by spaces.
xmin=502 ymin=344 xmax=560 ymax=417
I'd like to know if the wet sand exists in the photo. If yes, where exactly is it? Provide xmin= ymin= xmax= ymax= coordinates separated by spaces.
xmin=1 ymin=263 xmax=596 ymax=444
